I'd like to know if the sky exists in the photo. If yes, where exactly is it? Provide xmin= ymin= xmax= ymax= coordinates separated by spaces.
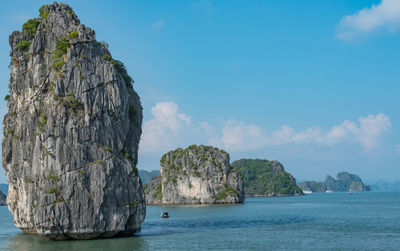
xmin=0 ymin=0 xmax=399 ymax=183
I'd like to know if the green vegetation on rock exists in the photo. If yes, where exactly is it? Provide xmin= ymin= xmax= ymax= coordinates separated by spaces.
xmin=23 ymin=19 xmax=40 ymax=37
xmin=54 ymin=38 xmax=70 ymax=57
xmin=16 ymin=40 xmax=32 ymax=52
xmin=39 ymin=5 xmax=50 ymax=19
xmin=232 ymin=159 xmax=302 ymax=196
xmin=102 ymin=53 xmax=133 ymax=88
xmin=47 ymin=186 xmax=60 ymax=194
xmin=152 ymin=183 xmax=162 ymax=200
xmin=68 ymin=31 xmax=78 ymax=39
xmin=52 ymin=38 xmax=70 ymax=72
xmin=212 ymin=185 xmax=237 ymax=200
xmin=38 ymin=111 xmax=47 ymax=132
xmin=46 ymin=174 xmax=60 ymax=182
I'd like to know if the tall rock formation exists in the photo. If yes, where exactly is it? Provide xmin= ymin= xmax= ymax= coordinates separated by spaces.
xmin=231 ymin=159 xmax=303 ymax=197
xmin=3 ymin=3 xmax=145 ymax=239
xmin=145 ymin=145 xmax=244 ymax=205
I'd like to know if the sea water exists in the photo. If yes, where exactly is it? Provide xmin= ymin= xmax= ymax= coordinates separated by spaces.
xmin=1 ymin=192 xmax=400 ymax=250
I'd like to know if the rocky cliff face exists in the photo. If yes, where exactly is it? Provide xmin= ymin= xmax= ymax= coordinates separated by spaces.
xmin=144 ymin=176 xmax=162 ymax=203
xmin=2 ymin=3 xmax=145 ymax=240
xmin=231 ymin=159 xmax=303 ymax=197
xmin=0 ymin=191 xmax=6 ymax=206
xmin=145 ymin=145 xmax=244 ymax=205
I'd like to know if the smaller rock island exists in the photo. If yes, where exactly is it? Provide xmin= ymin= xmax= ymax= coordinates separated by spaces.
xmin=145 ymin=145 xmax=244 ymax=205
xmin=232 ymin=159 xmax=303 ymax=197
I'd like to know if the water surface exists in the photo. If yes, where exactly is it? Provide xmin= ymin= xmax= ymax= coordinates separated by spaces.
xmin=1 ymin=192 xmax=400 ymax=250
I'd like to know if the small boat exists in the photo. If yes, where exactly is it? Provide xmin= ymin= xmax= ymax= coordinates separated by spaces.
xmin=326 ymin=190 xmax=333 ymax=193
xmin=161 ymin=212 xmax=169 ymax=218
xmin=303 ymin=190 xmax=312 ymax=194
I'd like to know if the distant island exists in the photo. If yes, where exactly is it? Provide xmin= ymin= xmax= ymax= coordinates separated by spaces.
xmin=370 ymin=181 xmax=400 ymax=192
xmin=298 ymin=172 xmax=370 ymax=193
xmin=0 ymin=191 xmax=6 ymax=206
xmin=232 ymin=159 xmax=303 ymax=197
xmin=139 ymin=170 xmax=160 ymax=184
xmin=0 ymin=184 xmax=8 ymax=195
xmin=145 ymin=145 xmax=244 ymax=205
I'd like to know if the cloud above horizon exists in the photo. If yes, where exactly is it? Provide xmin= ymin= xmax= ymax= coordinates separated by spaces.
xmin=140 ymin=102 xmax=191 ymax=153
xmin=140 ymin=102 xmax=391 ymax=154
xmin=336 ymin=0 xmax=400 ymax=41
xmin=212 ymin=114 xmax=391 ymax=151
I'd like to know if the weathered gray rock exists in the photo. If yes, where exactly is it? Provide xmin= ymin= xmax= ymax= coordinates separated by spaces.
xmin=2 ymin=2 xmax=145 ymax=240
xmin=0 ymin=191 xmax=6 ymax=206
xmin=144 ymin=176 xmax=162 ymax=204
xmin=145 ymin=145 xmax=244 ymax=205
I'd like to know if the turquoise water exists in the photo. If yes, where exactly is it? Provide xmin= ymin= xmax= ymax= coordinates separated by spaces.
xmin=1 ymin=192 xmax=400 ymax=250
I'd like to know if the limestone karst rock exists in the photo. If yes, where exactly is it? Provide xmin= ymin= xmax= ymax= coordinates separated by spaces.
xmin=145 ymin=145 xmax=244 ymax=205
xmin=2 ymin=2 xmax=145 ymax=240
xmin=231 ymin=159 xmax=303 ymax=197
xmin=298 ymin=172 xmax=370 ymax=192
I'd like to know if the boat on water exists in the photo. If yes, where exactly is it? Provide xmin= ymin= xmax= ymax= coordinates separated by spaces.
xmin=303 ymin=190 xmax=312 ymax=194
xmin=326 ymin=190 xmax=333 ymax=193
xmin=161 ymin=212 xmax=169 ymax=218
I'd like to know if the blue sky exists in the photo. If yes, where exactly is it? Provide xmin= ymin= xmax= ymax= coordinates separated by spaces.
xmin=0 ymin=0 xmax=399 ymax=183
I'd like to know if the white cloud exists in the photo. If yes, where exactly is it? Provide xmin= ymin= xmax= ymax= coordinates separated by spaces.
xmin=212 ymin=114 xmax=391 ymax=151
xmin=325 ymin=114 xmax=391 ymax=149
xmin=151 ymin=20 xmax=165 ymax=29
xmin=337 ymin=0 xmax=400 ymax=41
xmin=140 ymin=102 xmax=391 ymax=154
xmin=140 ymin=102 xmax=191 ymax=153
xmin=357 ymin=113 xmax=392 ymax=148
xmin=199 ymin=122 xmax=215 ymax=135
xmin=210 ymin=120 xmax=267 ymax=151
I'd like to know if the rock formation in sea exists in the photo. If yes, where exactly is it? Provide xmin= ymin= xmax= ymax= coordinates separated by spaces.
xmin=0 ymin=191 xmax=6 ymax=206
xmin=325 ymin=172 xmax=370 ymax=192
xmin=2 ymin=2 xmax=145 ymax=240
xmin=298 ymin=172 xmax=370 ymax=193
xmin=297 ymin=181 xmax=326 ymax=193
xmin=145 ymin=145 xmax=244 ymax=205
xmin=231 ymin=159 xmax=303 ymax=197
